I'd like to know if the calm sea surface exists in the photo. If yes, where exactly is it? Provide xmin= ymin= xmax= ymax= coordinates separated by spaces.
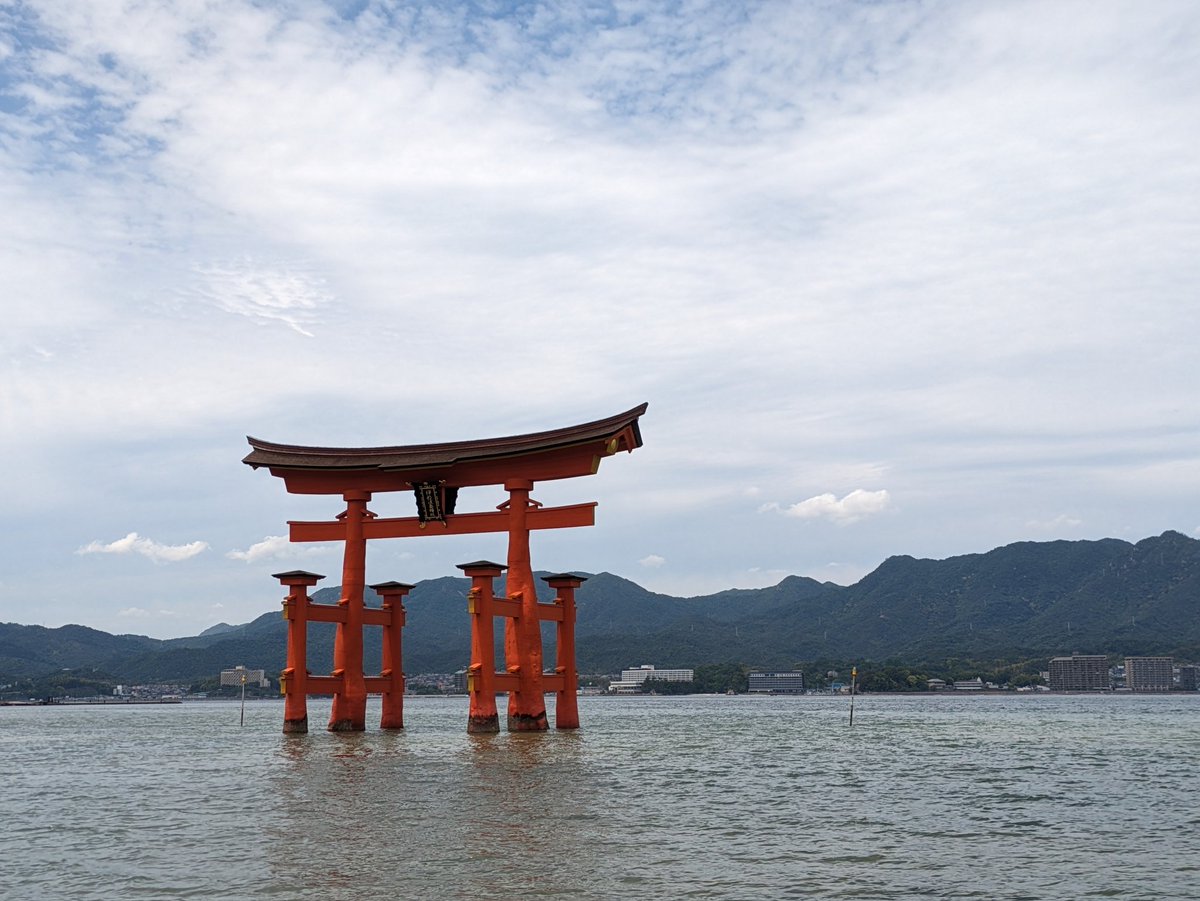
xmin=3 ymin=694 xmax=1198 ymax=900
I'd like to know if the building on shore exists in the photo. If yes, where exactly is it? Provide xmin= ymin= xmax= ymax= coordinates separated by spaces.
xmin=1125 ymin=656 xmax=1173 ymax=692
xmin=1048 ymin=654 xmax=1110 ymax=692
xmin=220 ymin=665 xmax=269 ymax=688
xmin=608 ymin=664 xmax=694 ymax=693
xmin=1179 ymin=665 xmax=1199 ymax=692
xmin=620 ymin=664 xmax=694 ymax=683
xmin=748 ymin=672 xmax=805 ymax=694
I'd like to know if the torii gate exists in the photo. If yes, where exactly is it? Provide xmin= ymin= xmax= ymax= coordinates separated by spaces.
xmin=243 ymin=403 xmax=646 ymax=734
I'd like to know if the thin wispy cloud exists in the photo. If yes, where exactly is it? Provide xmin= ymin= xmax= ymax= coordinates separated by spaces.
xmin=192 ymin=261 xmax=333 ymax=337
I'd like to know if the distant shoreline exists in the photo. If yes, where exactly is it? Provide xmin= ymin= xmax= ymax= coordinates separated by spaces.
xmin=6 ymin=690 xmax=1196 ymax=707
xmin=0 ymin=697 xmax=182 ymax=707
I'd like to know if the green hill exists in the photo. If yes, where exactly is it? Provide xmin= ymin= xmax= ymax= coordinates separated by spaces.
xmin=3 ymin=531 xmax=1198 ymax=685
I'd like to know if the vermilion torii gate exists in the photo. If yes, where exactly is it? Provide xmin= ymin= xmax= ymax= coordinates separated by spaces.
xmin=243 ymin=403 xmax=646 ymax=734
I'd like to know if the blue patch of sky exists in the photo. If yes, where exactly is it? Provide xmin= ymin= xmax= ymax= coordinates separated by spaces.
xmin=325 ymin=1 xmax=669 ymax=68
xmin=0 ymin=3 xmax=49 ymax=93
xmin=330 ymin=0 xmax=771 ymax=135
xmin=0 ymin=89 xmax=23 ymax=114
xmin=328 ymin=0 xmax=372 ymax=21
xmin=0 ymin=6 xmax=164 ymax=173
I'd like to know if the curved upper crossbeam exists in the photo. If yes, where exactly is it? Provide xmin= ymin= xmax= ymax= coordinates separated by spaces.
xmin=243 ymin=403 xmax=648 ymax=493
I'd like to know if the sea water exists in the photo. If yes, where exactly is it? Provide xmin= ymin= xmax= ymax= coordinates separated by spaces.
xmin=2 ymin=694 xmax=1198 ymax=900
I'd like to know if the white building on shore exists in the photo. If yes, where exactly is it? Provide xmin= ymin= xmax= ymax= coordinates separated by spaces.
xmin=609 ymin=664 xmax=694 ymax=693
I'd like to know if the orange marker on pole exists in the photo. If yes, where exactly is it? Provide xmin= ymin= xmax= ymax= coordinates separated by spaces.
xmin=849 ymin=666 xmax=857 ymax=727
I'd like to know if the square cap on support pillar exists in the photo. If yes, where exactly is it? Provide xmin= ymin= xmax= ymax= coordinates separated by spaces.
xmin=541 ymin=573 xmax=588 ymax=589
xmin=368 ymin=580 xmax=415 ymax=596
xmin=456 ymin=560 xmax=508 ymax=577
xmin=272 ymin=570 xmax=325 ymax=587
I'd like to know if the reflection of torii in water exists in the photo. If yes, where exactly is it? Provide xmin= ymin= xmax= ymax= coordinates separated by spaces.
xmin=243 ymin=403 xmax=647 ymax=734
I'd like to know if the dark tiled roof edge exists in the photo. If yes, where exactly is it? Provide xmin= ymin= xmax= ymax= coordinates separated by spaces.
xmin=243 ymin=402 xmax=647 ymax=471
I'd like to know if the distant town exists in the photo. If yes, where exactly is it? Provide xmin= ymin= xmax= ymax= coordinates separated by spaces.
xmin=6 ymin=655 xmax=1197 ymax=706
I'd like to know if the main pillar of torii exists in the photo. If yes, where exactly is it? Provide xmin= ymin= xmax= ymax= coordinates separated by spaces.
xmin=243 ymin=403 xmax=647 ymax=733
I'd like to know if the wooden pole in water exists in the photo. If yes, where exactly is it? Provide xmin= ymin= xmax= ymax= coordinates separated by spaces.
xmin=849 ymin=666 xmax=857 ymax=727
xmin=240 ymin=671 xmax=246 ymax=727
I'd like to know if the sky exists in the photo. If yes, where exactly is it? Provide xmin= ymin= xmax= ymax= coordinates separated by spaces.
xmin=2 ymin=0 xmax=1198 ymax=639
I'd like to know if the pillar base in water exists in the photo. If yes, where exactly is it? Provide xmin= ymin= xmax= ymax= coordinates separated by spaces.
xmin=282 ymin=716 xmax=308 ymax=734
xmin=467 ymin=713 xmax=500 ymax=733
xmin=508 ymin=712 xmax=549 ymax=732
xmin=328 ymin=718 xmax=365 ymax=732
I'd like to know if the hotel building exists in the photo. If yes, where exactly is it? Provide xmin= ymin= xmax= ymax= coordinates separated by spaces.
xmin=608 ymin=664 xmax=694 ymax=693
xmin=748 ymin=672 xmax=805 ymax=694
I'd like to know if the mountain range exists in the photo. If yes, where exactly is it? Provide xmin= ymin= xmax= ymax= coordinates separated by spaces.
xmin=3 ymin=530 xmax=1199 ymax=684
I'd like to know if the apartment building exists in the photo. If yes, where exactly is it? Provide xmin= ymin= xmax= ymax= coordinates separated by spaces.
xmin=1125 ymin=656 xmax=1173 ymax=692
xmin=1048 ymin=654 xmax=1109 ymax=691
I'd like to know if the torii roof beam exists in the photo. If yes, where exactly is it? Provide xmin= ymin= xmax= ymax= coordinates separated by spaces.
xmin=242 ymin=403 xmax=647 ymax=495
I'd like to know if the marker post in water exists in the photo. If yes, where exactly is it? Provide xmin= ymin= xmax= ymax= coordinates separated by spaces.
xmin=849 ymin=666 xmax=857 ymax=727
xmin=240 ymin=671 xmax=247 ymax=727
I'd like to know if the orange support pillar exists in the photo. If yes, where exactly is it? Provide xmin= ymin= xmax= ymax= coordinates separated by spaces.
xmin=330 ymin=490 xmax=371 ymax=731
xmin=275 ymin=570 xmax=324 ymax=734
xmin=372 ymin=581 xmax=412 ymax=730
xmin=543 ymin=573 xmax=585 ymax=729
xmin=459 ymin=561 xmax=503 ymax=733
xmin=503 ymin=479 xmax=548 ymax=732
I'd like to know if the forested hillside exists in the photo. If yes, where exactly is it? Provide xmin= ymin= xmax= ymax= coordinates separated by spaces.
xmin=3 ymin=531 xmax=1198 ymax=685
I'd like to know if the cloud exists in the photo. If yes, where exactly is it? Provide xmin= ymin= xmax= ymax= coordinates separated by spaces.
xmin=761 ymin=489 xmax=891 ymax=525
xmin=1027 ymin=514 xmax=1083 ymax=531
xmin=118 ymin=607 xmax=179 ymax=620
xmin=639 ymin=554 xmax=666 ymax=568
xmin=226 ymin=535 xmax=333 ymax=563
xmin=78 ymin=532 xmax=209 ymax=563
xmin=226 ymin=535 xmax=290 ymax=563
xmin=190 ymin=260 xmax=333 ymax=337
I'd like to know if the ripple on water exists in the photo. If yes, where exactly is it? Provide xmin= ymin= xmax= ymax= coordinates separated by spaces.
xmin=2 ymin=694 xmax=1199 ymax=899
